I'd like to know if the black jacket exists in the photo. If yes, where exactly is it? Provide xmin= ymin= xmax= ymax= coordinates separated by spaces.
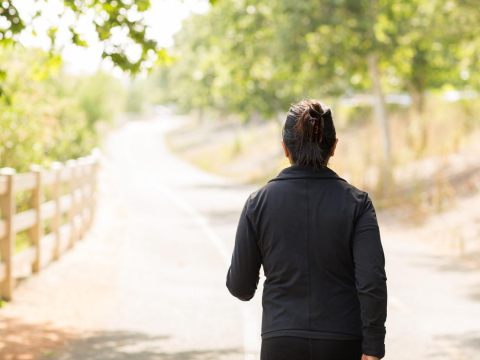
xmin=226 ymin=164 xmax=387 ymax=358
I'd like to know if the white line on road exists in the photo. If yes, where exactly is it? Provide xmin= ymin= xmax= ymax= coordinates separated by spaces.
xmin=121 ymin=122 xmax=259 ymax=360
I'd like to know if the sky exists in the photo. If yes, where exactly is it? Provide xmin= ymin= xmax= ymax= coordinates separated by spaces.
xmin=14 ymin=0 xmax=210 ymax=77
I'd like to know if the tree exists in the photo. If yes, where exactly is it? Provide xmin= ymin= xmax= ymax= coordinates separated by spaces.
xmin=389 ymin=0 xmax=480 ymax=113
xmin=151 ymin=0 xmax=480 ymax=182
xmin=0 ymin=0 xmax=162 ymax=73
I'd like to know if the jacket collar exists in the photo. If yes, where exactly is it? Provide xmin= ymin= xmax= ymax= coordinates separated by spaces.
xmin=269 ymin=164 xmax=346 ymax=183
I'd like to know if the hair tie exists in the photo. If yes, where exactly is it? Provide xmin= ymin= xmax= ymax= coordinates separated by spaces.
xmin=307 ymin=115 xmax=324 ymax=143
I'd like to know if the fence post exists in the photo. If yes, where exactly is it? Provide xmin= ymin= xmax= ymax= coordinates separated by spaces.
xmin=73 ymin=158 xmax=82 ymax=241
xmin=76 ymin=158 xmax=86 ymax=239
xmin=66 ymin=160 xmax=77 ymax=248
xmin=90 ymin=148 xmax=101 ymax=230
xmin=29 ymin=165 xmax=43 ymax=273
xmin=81 ymin=158 xmax=89 ymax=236
xmin=51 ymin=162 xmax=63 ymax=260
xmin=0 ymin=168 xmax=16 ymax=301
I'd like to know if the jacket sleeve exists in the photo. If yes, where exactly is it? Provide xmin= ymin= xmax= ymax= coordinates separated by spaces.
xmin=226 ymin=196 xmax=262 ymax=301
xmin=352 ymin=193 xmax=388 ymax=358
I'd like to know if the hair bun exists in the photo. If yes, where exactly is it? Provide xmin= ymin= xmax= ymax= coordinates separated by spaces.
xmin=302 ymin=103 xmax=328 ymax=143
xmin=283 ymin=98 xmax=336 ymax=168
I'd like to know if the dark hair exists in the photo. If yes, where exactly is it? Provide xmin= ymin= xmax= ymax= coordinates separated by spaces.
xmin=282 ymin=99 xmax=336 ymax=168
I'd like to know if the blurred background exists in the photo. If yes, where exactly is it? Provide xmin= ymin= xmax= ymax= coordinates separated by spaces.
xmin=0 ymin=0 xmax=479 ymax=359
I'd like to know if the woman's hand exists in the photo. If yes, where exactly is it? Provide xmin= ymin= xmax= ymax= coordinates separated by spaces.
xmin=362 ymin=355 xmax=380 ymax=360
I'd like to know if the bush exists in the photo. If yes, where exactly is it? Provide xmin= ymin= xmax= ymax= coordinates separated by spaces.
xmin=0 ymin=46 xmax=125 ymax=172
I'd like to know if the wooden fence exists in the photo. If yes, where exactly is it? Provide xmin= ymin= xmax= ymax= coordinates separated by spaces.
xmin=0 ymin=149 xmax=100 ymax=301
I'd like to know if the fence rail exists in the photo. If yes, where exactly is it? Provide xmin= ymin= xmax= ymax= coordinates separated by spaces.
xmin=0 ymin=149 xmax=100 ymax=301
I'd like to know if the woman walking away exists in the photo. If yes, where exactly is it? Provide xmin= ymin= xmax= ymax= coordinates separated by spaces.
xmin=226 ymin=99 xmax=387 ymax=360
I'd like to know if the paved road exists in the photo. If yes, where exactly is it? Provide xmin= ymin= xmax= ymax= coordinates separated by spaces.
xmin=2 ymin=118 xmax=479 ymax=360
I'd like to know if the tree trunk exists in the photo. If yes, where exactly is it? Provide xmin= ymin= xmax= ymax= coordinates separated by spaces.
xmin=197 ymin=107 xmax=203 ymax=125
xmin=367 ymin=53 xmax=391 ymax=165
xmin=410 ymin=48 xmax=426 ymax=114
xmin=411 ymin=90 xmax=425 ymax=114
xmin=367 ymin=52 xmax=393 ymax=194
